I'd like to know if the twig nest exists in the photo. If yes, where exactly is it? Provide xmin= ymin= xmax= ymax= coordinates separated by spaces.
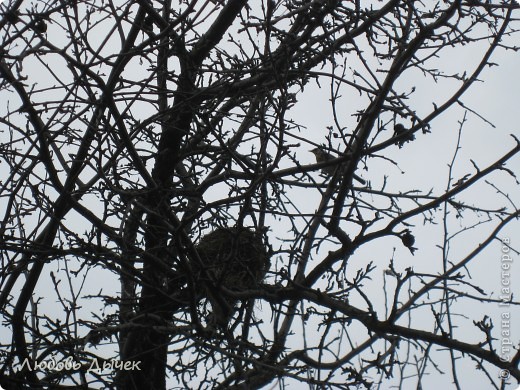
xmin=194 ymin=227 xmax=269 ymax=289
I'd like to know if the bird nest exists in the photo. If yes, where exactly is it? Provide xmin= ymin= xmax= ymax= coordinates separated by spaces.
xmin=193 ymin=227 xmax=269 ymax=290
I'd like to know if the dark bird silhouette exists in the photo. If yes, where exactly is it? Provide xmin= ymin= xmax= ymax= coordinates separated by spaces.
xmin=393 ymin=124 xmax=415 ymax=148
xmin=310 ymin=147 xmax=366 ymax=185
xmin=400 ymin=229 xmax=417 ymax=255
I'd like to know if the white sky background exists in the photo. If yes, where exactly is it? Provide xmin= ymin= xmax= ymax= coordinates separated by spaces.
xmin=282 ymin=19 xmax=520 ymax=388
xmin=0 ymin=1 xmax=519 ymax=389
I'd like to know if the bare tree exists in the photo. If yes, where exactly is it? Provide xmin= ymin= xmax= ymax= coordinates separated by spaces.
xmin=0 ymin=0 xmax=519 ymax=389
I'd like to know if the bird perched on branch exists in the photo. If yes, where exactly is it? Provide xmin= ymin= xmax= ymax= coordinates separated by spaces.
xmin=393 ymin=124 xmax=415 ymax=148
xmin=399 ymin=229 xmax=417 ymax=255
xmin=310 ymin=147 xmax=366 ymax=185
